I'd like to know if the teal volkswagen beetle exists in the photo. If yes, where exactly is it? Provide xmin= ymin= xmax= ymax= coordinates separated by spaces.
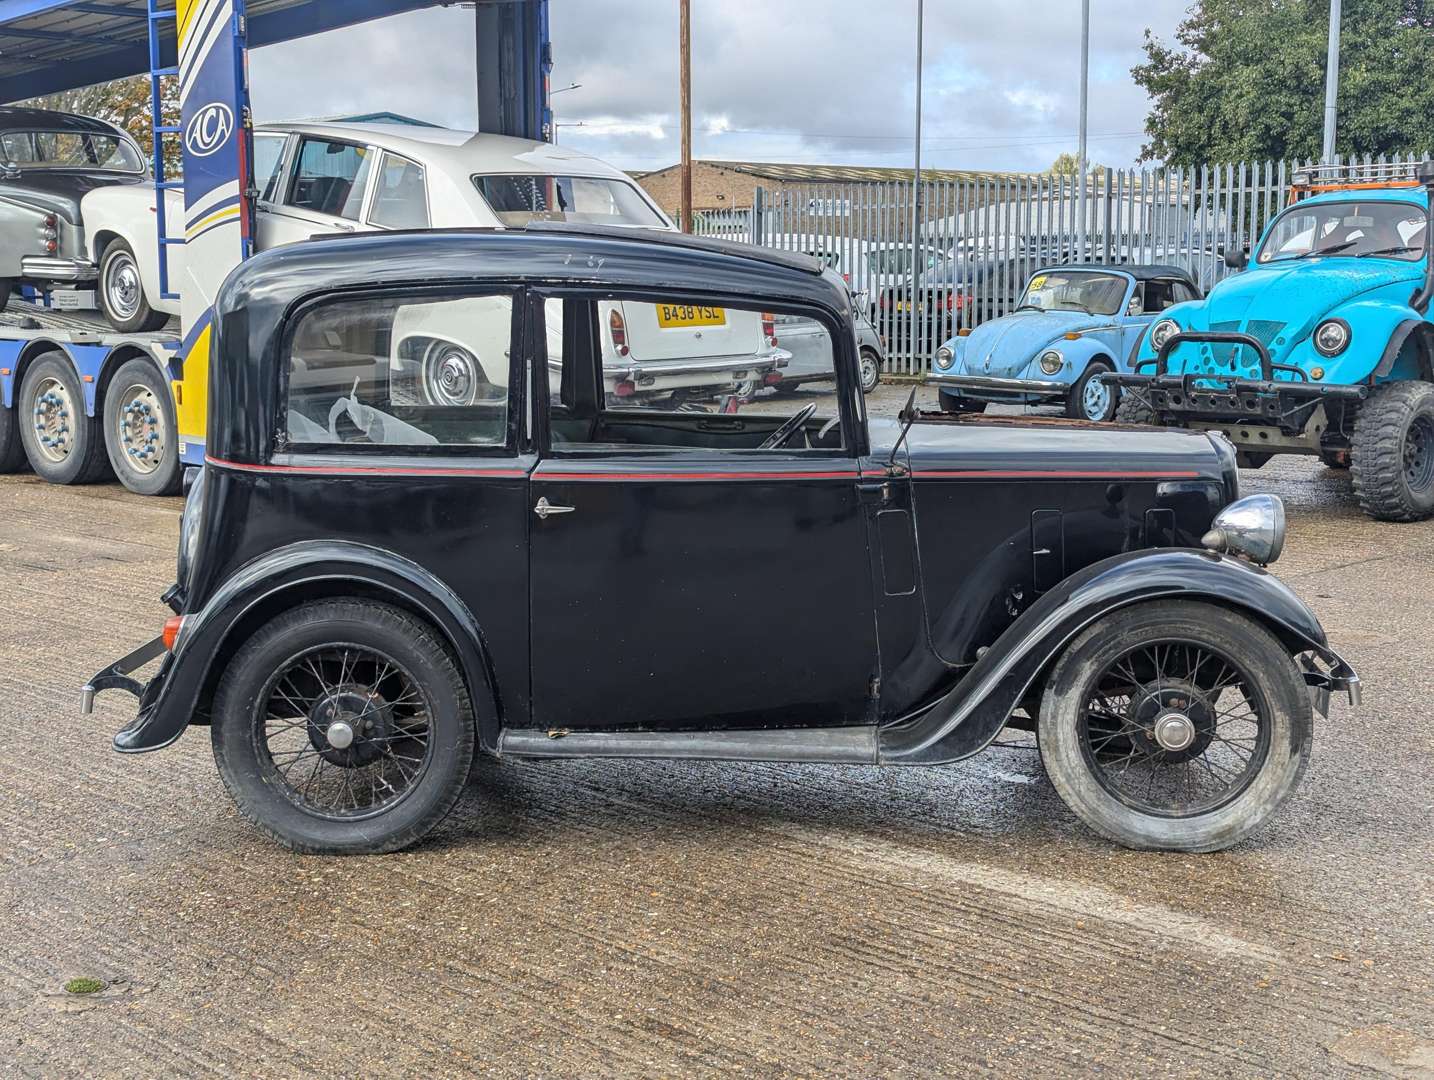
xmin=1112 ymin=166 xmax=1434 ymax=521
xmin=926 ymin=265 xmax=1201 ymax=422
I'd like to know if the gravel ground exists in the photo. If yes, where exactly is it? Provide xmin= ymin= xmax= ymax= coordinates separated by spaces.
xmin=1 ymin=387 xmax=1432 ymax=1077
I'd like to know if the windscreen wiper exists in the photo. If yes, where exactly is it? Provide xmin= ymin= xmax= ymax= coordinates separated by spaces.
xmin=1356 ymin=245 xmax=1422 ymax=258
xmin=1294 ymin=240 xmax=1358 ymax=259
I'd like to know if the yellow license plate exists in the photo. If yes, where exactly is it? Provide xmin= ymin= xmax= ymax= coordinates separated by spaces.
xmin=656 ymin=304 xmax=727 ymax=328
xmin=896 ymin=301 xmax=909 ymax=312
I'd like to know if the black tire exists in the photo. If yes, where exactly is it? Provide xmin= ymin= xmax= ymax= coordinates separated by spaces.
xmin=102 ymin=357 xmax=181 ymax=496
xmin=212 ymin=599 xmax=476 ymax=855
xmin=0 ymin=401 xmax=27 ymax=473
xmin=859 ymin=347 xmax=881 ymax=394
xmin=98 ymin=239 xmax=169 ymax=334
xmin=1350 ymin=381 xmax=1434 ymax=522
xmin=1066 ymin=360 xmax=1118 ymax=422
xmin=1038 ymin=600 xmax=1312 ymax=853
xmin=1114 ymin=391 xmax=1158 ymax=426
xmin=18 ymin=352 xmax=111 ymax=484
xmin=938 ymin=390 xmax=986 ymax=415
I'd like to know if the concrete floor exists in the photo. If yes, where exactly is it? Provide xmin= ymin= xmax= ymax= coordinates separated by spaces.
xmin=2 ymin=390 xmax=1432 ymax=1077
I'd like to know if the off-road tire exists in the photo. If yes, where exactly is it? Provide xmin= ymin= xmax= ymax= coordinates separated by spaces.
xmin=99 ymin=239 xmax=169 ymax=334
xmin=0 ymin=402 xmax=26 ymax=472
xmin=18 ymin=352 xmax=111 ymax=484
xmin=1066 ymin=359 xmax=1118 ymax=422
xmin=212 ymin=600 xmax=476 ymax=855
xmin=1114 ymin=391 xmax=1158 ymax=426
xmin=859 ymin=347 xmax=882 ymax=394
xmin=102 ymin=357 xmax=182 ymax=496
xmin=1350 ymin=381 xmax=1434 ymax=521
xmin=1038 ymin=600 xmax=1312 ymax=853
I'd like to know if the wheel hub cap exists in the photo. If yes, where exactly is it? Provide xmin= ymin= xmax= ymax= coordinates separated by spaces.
xmin=31 ymin=378 xmax=75 ymax=463
xmin=1083 ymin=377 xmax=1110 ymax=418
xmin=107 ymin=255 xmax=141 ymax=320
xmin=325 ymin=720 xmax=355 ymax=750
xmin=1152 ymin=712 xmax=1196 ymax=752
xmin=1130 ymin=681 xmax=1215 ymax=763
xmin=115 ymin=383 xmax=165 ymax=475
xmin=307 ymin=686 xmax=392 ymax=767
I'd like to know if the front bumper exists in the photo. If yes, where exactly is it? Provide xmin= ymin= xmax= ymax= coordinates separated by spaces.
xmin=1301 ymin=649 xmax=1362 ymax=716
xmin=925 ymin=371 xmax=1068 ymax=398
xmin=21 ymin=255 xmax=97 ymax=282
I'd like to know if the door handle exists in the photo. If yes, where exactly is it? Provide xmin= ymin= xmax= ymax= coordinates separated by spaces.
xmin=534 ymin=497 xmax=576 ymax=520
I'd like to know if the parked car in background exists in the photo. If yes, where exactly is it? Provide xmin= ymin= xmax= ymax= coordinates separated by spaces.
xmin=1112 ymin=166 xmax=1434 ymax=521
xmin=82 ymin=120 xmax=781 ymax=401
xmin=928 ymin=265 xmax=1201 ymax=421
xmin=85 ymin=225 xmax=1357 ymax=857
xmin=0 ymin=107 xmax=148 ymax=312
xmin=739 ymin=306 xmax=884 ymax=395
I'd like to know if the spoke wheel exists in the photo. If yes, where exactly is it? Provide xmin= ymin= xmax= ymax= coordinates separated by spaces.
xmin=212 ymin=599 xmax=476 ymax=854
xmin=1078 ymin=640 xmax=1271 ymax=817
xmin=256 ymin=643 xmax=435 ymax=821
xmin=1038 ymin=600 xmax=1312 ymax=852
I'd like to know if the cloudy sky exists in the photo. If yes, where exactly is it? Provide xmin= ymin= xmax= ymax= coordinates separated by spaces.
xmin=249 ymin=0 xmax=1193 ymax=174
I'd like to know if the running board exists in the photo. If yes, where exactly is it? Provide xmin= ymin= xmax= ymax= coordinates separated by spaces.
xmin=498 ymin=725 xmax=879 ymax=764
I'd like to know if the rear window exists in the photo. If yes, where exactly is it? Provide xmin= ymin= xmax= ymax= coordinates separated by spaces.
xmin=473 ymin=174 xmax=665 ymax=228
xmin=284 ymin=292 xmax=514 ymax=451
xmin=1 ymin=130 xmax=143 ymax=172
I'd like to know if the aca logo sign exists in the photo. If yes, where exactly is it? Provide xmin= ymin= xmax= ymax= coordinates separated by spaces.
xmin=184 ymin=103 xmax=234 ymax=158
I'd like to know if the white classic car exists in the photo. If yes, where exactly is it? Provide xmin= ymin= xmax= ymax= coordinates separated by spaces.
xmin=81 ymin=121 xmax=783 ymax=401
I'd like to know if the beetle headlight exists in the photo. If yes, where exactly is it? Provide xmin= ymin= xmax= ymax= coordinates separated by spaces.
xmin=935 ymin=345 xmax=954 ymax=370
xmin=1201 ymin=493 xmax=1285 ymax=566
xmin=1038 ymin=349 xmax=1063 ymax=375
xmin=1314 ymin=319 xmax=1350 ymax=357
xmin=176 ymin=466 xmax=207 ymax=587
xmin=1149 ymin=318 xmax=1181 ymax=351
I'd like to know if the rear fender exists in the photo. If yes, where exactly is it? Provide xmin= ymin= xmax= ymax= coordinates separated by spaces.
xmin=113 ymin=541 xmax=502 ymax=754
xmin=877 ymin=549 xmax=1328 ymax=766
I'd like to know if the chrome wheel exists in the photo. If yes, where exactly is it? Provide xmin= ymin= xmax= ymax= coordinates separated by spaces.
xmin=30 ymin=376 xmax=76 ymax=464
xmin=1078 ymin=639 xmax=1272 ymax=817
xmin=421 ymin=341 xmax=491 ymax=406
xmin=103 ymin=249 xmax=142 ymax=322
xmin=1081 ymin=373 xmax=1112 ymax=420
xmin=859 ymin=350 xmax=880 ymax=393
xmin=113 ymin=382 xmax=165 ymax=475
xmin=255 ymin=643 xmax=435 ymax=821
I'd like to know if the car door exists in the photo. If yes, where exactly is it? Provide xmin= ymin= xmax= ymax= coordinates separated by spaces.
xmin=527 ymin=290 xmax=878 ymax=732
xmin=256 ymin=134 xmax=376 ymax=250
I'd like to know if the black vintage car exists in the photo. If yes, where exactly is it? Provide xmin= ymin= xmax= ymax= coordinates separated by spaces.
xmin=0 ymin=107 xmax=148 ymax=308
xmin=84 ymin=226 xmax=1359 ymax=855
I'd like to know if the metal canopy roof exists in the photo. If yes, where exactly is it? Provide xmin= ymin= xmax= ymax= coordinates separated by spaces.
xmin=0 ymin=0 xmax=451 ymax=104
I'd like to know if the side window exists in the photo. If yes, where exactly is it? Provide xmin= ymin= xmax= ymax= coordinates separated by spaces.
xmin=1172 ymin=281 xmax=1199 ymax=305
xmin=369 ymin=153 xmax=429 ymax=229
xmin=544 ymin=293 xmax=846 ymax=453
xmin=286 ymin=138 xmax=372 ymax=221
xmin=252 ymin=134 xmax=287 ymax=204
xmin=285 ymin=292 xmax=513 ymax=450
xmin=1144 ymin=281 xmax=1173 ymax=313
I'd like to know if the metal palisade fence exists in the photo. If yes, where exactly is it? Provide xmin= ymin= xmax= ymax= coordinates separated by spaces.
xmin=692 ymin=153 xmax=1430 ymax=376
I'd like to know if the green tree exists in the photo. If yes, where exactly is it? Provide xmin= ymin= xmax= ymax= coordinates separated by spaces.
xmin=1134 ymin=0 xmax=1434 ymax=165
xmin=21 ymin=75 xmax=181 ymax=174
xmin=1049 ymin=152 xmax=1105 ymax=176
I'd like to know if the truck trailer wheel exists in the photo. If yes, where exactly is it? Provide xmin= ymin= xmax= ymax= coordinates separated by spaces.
xmin=1350 ymin=381 xmax=1434 ymax=522
xmin=103 ymin=357 xmax=181 ymax=496
xmin=18 ymin=352 xmax=111 ymax=485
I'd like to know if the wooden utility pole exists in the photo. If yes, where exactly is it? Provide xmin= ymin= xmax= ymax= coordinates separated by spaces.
xmin=679 ymin=0 xmax=693 ymax=232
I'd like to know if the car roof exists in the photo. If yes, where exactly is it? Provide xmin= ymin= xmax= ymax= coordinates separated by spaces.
xmin=1032 ymin=263 xmax=1197 ymax=284
xmin=0 ymin=106 xmax=132 ymax=140
xmin=1297 ymin=187 xmax=1430 ymax=209
xmin=258 ymin=120 xmax=638 ymax=182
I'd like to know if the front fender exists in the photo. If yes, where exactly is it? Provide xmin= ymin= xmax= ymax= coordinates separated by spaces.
xmin=111 ymin=541 xmax=502 ymax=754
xmin=878 ymin=549 xmax=1330 ymax=766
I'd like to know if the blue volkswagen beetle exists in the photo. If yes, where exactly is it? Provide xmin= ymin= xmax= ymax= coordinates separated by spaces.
xmin=1111 ymin=169 xmax=1434 ymax=521
xmin=926 ymin=265 xmax=1202 ymax=422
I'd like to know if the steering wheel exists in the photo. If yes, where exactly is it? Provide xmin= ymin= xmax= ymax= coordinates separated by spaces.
xmin=759 ymin=403 xmax=818 ymax=449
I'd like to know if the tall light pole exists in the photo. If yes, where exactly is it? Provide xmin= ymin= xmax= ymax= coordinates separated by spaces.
xmin=910 ymin=0 xmax=925 ymax=311
xmin=1076 ymin=0 xmax=1090 ymax=259
xmin=1322 ymin=0 xmax=1342 ymax=163
xmin=679 ymin=0 xmax=693 ymax=232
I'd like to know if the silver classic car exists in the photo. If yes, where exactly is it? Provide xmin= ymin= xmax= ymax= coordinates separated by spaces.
xmin=0 ymin=107 xmax=147 ymax=310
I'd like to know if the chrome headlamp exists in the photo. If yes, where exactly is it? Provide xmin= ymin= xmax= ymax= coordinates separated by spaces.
xmin=935 ymin=345 xmax=955 ymax=370
xmin=176 ymin=465 xmax=207 ymax=587
xmin=1201 ymin=493 xmax=1285 ymax=566
xmin=1038 ymin=349 xmax=1063 ymax=375
xmin=1149 ymin=318 xmax=1180 ymax=352
xmin=1313 ymin=318 xmax=1350 ymax=357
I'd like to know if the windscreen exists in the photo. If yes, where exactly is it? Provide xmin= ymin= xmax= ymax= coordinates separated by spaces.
xmin=1257 ymin=201 xmax=1428 ymax=263
xmin=473 ymin=174 xmax=666 ymax=228
xmin=1018 ymin=270 xmax=1128 ymax=316
xmin=1 ymin=130 xmax=144 ymax=172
